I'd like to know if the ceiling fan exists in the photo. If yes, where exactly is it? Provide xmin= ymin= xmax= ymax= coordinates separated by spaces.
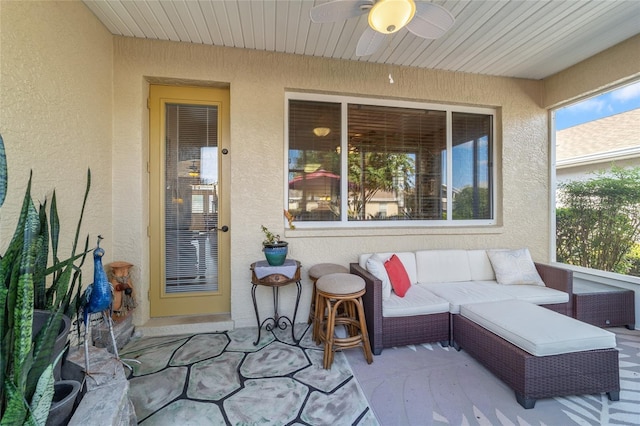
xmin=310 ymin=0 xmax=455 ymax=56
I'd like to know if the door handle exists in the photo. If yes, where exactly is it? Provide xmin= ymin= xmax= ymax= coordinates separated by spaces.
xmin=219 ymin=225 xmax=229 ymax=232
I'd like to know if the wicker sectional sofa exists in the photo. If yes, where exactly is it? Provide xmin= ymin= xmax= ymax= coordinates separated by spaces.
xmin=350 ymin=249 xmax=573 ymax=355
xmin=349 ymin=248 xmax=622 ymax=408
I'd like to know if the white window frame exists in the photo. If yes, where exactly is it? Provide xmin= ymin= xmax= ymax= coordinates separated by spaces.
xmin=285 ymin=92 xmax=497 ymax=228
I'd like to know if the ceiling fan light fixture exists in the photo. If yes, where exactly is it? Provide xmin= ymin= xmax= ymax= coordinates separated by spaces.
xmin=188 ymin=160 xmax=200 ymax=177
xmin=368 ymin=0 xmax=416 ymax=34
xmin=313 ymin=127 xmax=331 ymax=137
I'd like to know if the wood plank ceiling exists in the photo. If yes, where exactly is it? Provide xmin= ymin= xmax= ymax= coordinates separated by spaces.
xmin=82 ymin=0 xmax=640 ymax=80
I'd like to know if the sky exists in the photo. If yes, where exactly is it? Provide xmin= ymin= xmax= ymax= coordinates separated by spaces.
xmin=555 ymin=80 xmax=640 ymax=131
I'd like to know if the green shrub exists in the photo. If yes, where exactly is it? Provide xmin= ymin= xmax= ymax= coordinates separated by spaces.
xmin=556 ymin=166 xmax=640 ymax=274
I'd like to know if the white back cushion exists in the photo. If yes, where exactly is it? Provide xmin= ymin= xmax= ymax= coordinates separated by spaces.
xmin=415 ymin=250 xmax=472 ymax=283
xmin=359 ymin=252 xmax=418 ymax=284
xmin=365 ymin=253 xmax=392 ymax=300
xmin=467 ymin=250 xmax=496 ymax=281
xmin=393 ymin=252 xmax=418 ymax=285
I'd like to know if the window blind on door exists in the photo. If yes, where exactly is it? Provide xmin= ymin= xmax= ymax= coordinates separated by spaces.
xmin=164 ymin=103 xmax=219 ymax=293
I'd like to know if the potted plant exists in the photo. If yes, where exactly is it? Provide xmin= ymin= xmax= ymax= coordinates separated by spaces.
xmin=0 ymin=134 xmax=91 ymax=424
xmin=34 ymin=168 xmax=92 ymax=381
xmin=261 ymin=225 xmax=288 ymax=266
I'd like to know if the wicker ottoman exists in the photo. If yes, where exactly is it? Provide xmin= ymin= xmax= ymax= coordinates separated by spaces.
xmin=573 ymin=281 xmax=635 ymax=329
xmin=453 ymin=300 xmax=619 ymax=409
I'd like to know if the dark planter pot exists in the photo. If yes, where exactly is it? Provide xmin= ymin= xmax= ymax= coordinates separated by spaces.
xmin=263 ymin=242 xmax=288 ymax=266
xmin=46 ymin=380 xmax=82 ymax=426
xmin=33 ymin=310 xmax=72 ymax=381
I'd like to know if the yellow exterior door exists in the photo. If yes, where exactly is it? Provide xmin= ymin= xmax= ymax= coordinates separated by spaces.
xmin=149 ymin=85 xmax=230 ymax=317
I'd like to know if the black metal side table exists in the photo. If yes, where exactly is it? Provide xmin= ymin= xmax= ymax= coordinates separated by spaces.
xmin=250 ymin=259 xmax=302 ymax=345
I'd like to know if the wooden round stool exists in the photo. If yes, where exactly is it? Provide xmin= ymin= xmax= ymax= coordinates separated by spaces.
xmin=308 ymin=263 xmax=348 ymax=341
xmin=316 ymin=273 xmax=373 ymax=369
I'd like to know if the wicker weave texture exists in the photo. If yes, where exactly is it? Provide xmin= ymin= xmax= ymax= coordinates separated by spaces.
xmin=574 ymin=289 xmax=635 ymax=328
xmin=352 ymin=263 xmax=384 ymax=354
xmin=453 ymin=314 xmax=619 ymax=403
xmin=382 ymin=313 xmax=449 ymax=348
xmin=535 ymin=262 xmax=573 ymax=316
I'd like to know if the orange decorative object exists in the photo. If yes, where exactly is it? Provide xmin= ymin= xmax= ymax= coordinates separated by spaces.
xmin=108 ymin=261 xmax=137 ymax=321
xmin=284 ymin=209 xmax=296 ymax=229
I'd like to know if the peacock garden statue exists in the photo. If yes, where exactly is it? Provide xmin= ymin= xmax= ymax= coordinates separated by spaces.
xmin=81 ymin=236 xmax=138 ymax=374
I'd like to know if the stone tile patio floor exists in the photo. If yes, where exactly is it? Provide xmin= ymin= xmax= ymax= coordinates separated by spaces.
xmin=120 ymin=323 xmax=378 ymax=425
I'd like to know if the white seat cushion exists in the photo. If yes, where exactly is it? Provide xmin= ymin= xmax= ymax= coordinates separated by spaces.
xmin=460 ymin=300 xmax=616 ymax=356
xmin=316 ymin=273 xmax=365 ymax=294
xmin=309 ymin=263 xmax=348 ymax=280
xmin=417 ymin=281 xmax=513 ymax=314
xmin=382 ymin=285 xmax=450 ymax=318
xmin=492 ymin=283 xmax=568 ymax=305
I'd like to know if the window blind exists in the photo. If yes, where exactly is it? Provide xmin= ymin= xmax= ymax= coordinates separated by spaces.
xmin=164 ymin=104 xmax=219 ymax=293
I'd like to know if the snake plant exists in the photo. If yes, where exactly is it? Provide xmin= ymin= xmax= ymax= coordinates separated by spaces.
xmin=0 ymin=134 xmax=92 ymax=425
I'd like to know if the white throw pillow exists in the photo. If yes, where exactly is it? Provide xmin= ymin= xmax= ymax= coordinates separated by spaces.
xmin=366 ymin=253 xmax=392 ymax=300
xmin=487 ymin=248 xmax=545 ymax=286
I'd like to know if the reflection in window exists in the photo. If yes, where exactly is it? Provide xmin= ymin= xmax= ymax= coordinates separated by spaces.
xmin=287 ymin=96 xmax=494 ymax=225
xmin=192 ymin=194 xmax=204 ymax=214
xmin=451 ymin=113 xmax=492 ymax=220
xmin=347 ymin=104 xmax=444 ymax=221
xmin=288 ymin=100 xmax=341 ymax=221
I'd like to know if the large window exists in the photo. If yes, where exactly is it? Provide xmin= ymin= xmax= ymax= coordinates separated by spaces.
xmin=287 ymin=94 xmax=495 ymax=227
xmin=553 ymin=80 xmax=640 ymax=275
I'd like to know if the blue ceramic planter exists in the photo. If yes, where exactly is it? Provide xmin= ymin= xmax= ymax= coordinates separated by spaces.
xmin=263 ymin=242 xmax=288 ymax=266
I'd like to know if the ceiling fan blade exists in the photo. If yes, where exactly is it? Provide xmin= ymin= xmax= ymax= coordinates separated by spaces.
xmin=356 ymin=27 xmax=387 ymax=56
xmin=310 ymin=0 xmax=373 ymax=23
xmin=406 ymin=2 xmax=455 ymax=39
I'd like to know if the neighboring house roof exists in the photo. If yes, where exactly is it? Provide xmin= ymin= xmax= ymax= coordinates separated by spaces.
xmin=556 ymin=108 xmax=640 ymax=168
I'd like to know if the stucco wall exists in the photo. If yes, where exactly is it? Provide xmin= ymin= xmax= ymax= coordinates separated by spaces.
xmin=113 ymin=37 xmax=549 ymax=327
xmin=543 ymin=34 xmax=640 ymax=109
xmin=2 ymin=0 xmax=636 ymax=333
xmin=0 ymin=2 xmax=113 ymax=278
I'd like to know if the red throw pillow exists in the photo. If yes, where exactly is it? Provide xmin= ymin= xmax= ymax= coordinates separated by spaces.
xmin=384 ymin=254 xmax=411 ymax=297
